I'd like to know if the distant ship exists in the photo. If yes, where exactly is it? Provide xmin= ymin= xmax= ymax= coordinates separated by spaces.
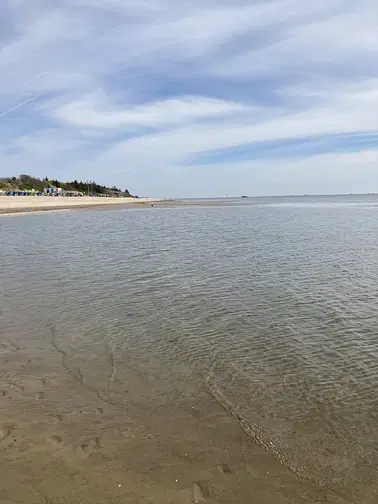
xmin=241 ymin=195 xmax=248 ymax=198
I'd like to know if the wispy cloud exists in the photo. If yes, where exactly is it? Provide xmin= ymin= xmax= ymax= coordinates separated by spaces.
xmin=55 ymin=93 xmax=248 ymax=129
xmin=0 ymin=0 xmax=377 ymax=196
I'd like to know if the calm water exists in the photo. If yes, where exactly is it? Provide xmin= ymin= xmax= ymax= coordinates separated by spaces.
xmin=1 ymin=194 xmax=378 ymax=502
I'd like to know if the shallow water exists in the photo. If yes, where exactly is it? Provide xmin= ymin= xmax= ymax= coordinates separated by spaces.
xmin=1 ymin=194 xmax=378 ymax=503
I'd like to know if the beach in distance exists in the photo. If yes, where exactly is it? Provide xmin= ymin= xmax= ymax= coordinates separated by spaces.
xmin=0 ymin=195 xmax=165 ymax=214
xmin=0 ymin=195 xmax=164 ymax=214
xmin=2 ymin=193 xmax=377 ymax=216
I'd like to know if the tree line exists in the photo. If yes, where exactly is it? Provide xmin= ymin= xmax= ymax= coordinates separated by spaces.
xmin=0 ymin=174 xmax=133 ymax=197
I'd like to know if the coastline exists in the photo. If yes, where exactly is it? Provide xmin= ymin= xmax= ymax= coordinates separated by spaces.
xmin=0 ymin=195 xmax=164 ymax=215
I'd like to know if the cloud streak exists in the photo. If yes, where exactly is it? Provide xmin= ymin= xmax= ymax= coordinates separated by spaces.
xmin=0 ymin=95 xmax=39 ymax=119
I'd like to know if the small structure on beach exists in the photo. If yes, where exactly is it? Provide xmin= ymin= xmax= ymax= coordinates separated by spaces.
xmin=44 ymin=187 xmax=62 ymax=195
xmin=62 ymin=190 xmax=84 ymax=197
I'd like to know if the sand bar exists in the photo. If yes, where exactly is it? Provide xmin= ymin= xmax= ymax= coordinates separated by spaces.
xmin=0 ymin=195 xmax=162 ymax=215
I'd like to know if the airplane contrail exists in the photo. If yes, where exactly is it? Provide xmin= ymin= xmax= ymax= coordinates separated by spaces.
xmin=0 ymin=95 xmax=39 ymax=118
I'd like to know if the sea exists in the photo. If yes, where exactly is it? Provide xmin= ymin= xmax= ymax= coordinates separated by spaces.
xmin=1 ymin=194 xmax=378 ymax=503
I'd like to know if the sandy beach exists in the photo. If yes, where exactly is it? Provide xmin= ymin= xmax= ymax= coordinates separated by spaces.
xmin=0 ymin=196 xmax=162 ymax=215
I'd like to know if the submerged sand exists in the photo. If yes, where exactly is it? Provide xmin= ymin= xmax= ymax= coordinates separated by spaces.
xmin=0 ymin=199 xmax=351 ymax=503
xmin=0 ymin=326 xmax=347 ymax=504
xmin=0 ymin=196 xmax=162 ymax=215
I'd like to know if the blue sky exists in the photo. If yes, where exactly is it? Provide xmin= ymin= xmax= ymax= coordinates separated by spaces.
xmin=0 ymin=0 xmax=377 ymax=197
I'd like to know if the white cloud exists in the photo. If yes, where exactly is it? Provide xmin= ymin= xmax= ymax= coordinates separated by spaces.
xmin=205 ymin=1 xmax=378 ymax=78
xmin=55 ymin=93 xmax=248 ymax=128
xmin=78 ymin=77 xmax=377 ymax=168
xmin=0 ymin=0 xmax=377 ymax=196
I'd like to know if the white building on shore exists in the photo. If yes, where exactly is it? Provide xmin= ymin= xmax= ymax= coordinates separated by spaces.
xmin=44 ymin=187 xmax=62 ymax=195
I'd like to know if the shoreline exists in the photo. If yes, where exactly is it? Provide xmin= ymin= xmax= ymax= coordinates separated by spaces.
xmin=0 ymin=195 xmax=164 ymax=215
xmin=2 ymin=194 xmax=375 ymax=216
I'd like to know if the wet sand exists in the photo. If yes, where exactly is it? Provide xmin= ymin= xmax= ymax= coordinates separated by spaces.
xmin=0 ymin=328 xmax=347 ymax=504
xmin=0 ymin=196 xmax=163 ymax=215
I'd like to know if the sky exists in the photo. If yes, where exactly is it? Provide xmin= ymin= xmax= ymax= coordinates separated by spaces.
xmin=0 ymin=0 xmax=377 ymax=197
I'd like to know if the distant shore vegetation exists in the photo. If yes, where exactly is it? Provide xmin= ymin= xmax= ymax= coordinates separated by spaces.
xmin=0 ymin=174 xmax=134 ymax=197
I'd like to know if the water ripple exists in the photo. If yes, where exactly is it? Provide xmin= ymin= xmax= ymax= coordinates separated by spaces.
xmin=1 ymin=196 xmax=378 ymax=501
